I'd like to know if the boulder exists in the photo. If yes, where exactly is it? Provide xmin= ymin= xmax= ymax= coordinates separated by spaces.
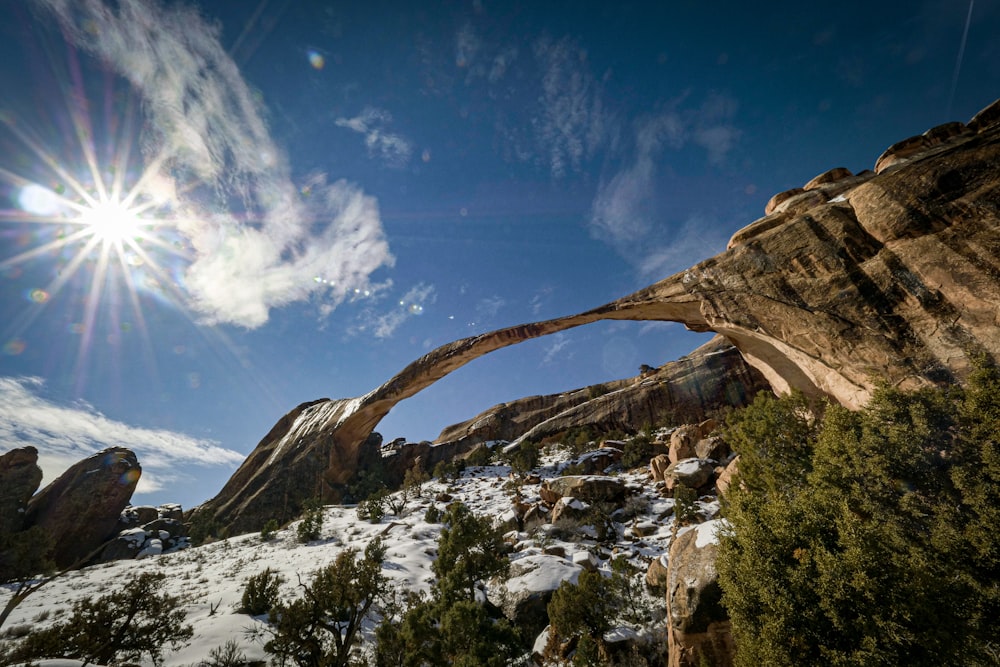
xmin=764 ymin=187 xmax=804 ymax=215
xmin=0 ymin=446 xmax=43 ymax=536
xmin=25 ymin=447 xmax=141 ymax=568
xmin=550 ymin=497 xmax=589 ymax=524
xmin=715 ymin=457 xmax=740 ymax=497
xmin=98 ymin=528 xmax=147 ymax=562
xmin=646 ymin=553 xmax=669 ymax=588
xmin=567 ymin=448 xmax=622 ymax=474
xmin=650 ymin=454 xmax=671 ymax=482
xmin=803 ymin=167 xmax=852 ymax=190
xmin=666 ymin=519 xmax=734 ymax=667
xmin=539 ymin=476 xmax=626 ymax=506
xmin=669 ymin=420 xmax=716 ymax=464
xmin=694 ymin=436 xmax=728 ymax=461
xmin=488 ymin=553 xmax=583 ymax=640
xmin=664 ymin=459 xmax=716 ymax=493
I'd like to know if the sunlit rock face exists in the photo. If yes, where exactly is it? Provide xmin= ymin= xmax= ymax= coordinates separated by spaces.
xmin=435 ymin=336 xmax=768 ymax=448
xmin=24 ymin=447 xmax=141 ymax=568
xmin=196 ymin=97 xmax=1000 ymax=537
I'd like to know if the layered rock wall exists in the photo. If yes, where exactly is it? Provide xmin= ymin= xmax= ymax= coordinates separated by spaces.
xmin=196 ymin=98 xmax=1000 ymax=536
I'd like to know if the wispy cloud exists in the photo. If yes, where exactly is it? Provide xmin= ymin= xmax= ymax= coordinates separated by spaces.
xmin=349 ymin=283 xmax=437 ymax=339
xmin=542 ymin=332 xmax=572 ymax=364
xmin=589 ymin=95 xmax=739 ymax=272
xmin=532 ymin=36 xmax=608 ymax=177
xmin=0 ymin=376 xmax=243 ymax=495
xmin=335 ymin=107 xmax=414 ymax=168
xmin=476 ymin=295 xmax=507 ymax=322
xmin=636 ymin=215 xmax=730 ymax=280
xmin=590 ymin=113 xmax=684 ymax=246
xmin=32 ymin=0 xmax=393 ymax=328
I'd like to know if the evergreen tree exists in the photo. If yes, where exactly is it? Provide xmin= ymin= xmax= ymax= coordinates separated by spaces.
xmin=265 ymin=539 xmax=389 ymax=667
xmin=718 ymin=366 xmax=1000 ymax=666
xmin=6 ymin=571 xmax=192 ymax=666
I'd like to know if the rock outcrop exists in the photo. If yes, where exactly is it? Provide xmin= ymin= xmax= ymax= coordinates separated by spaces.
xmin=24 ymin=447 xmax=141 ymax=568
xmin=666 ymin=520 xmax=733 ymax=667
xmin=0 ymin=446 xmax=42 ymax=536
xmin=196 ymin=97 xmax=1000 ymax=537
xmin=436 ymin=337 xmax=764 ymax=448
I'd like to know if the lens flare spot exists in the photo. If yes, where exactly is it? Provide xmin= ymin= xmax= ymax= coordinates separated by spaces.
xmin=188 ymin=372 xmax=201 ymax=388
xmin=307 ymin=50 xmax=325 ymax=69
xmin=69 ymin=322 xmax=85 ymax=334
xmin=408 ymin=303 xmax=424 ymax=315
xmin=120 ymin=468 xmax=141 ymax=486
xmin=3 ymin=339 xmax=26 ymax=355
xmin=18 ymin=184 xmax=63 ymax=216
xmin=27 ymin=288 xmax=49 ymax=303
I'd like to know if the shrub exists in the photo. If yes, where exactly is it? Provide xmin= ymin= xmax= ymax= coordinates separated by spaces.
xmin=204 ymin=639 xmax=246 ymax=667
xmin=260 ymin=518 xmax=279 ymax=542
xmin=506 ymin=440 xmax=540 ymax=475
xmin=718 ymin=370 xmax=1000 ymax=666
xmin=403 ymin=462 xmax=430 ymax=499
xmin=433 ymin=459 xmax=464 ymax=481
xmin=358 ymin=488 xmax=389 ymax=523
xmin=620 ymin=433 xmax=654 ymax=469
xmin=6 ymin=571 xmax=192 ymax=666
xmin=465 ymin=444 xmax=493 ymax=467
xmin=296 ymin=497 xmax=324 ymax=543
xmin=423 ymin=505 xmax=443 ymax=524
xmin=375 ymin=502 xmax=520 ymax=665
xmin=241 ymin=567 xmax=284 ymax=616
xmin=266 ymin=539 xmax=389 ymax=667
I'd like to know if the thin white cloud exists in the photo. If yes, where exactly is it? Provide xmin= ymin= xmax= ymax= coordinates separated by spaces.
xmin=542 ymin=332 xmax=572 ymax=364
xmin=532 ymin=36 xmax=608 ymax=177
xmin=32 ymin=0 xmax=394 ymax=328
xmin=589 ymin=95 xmax=739 ymax=272
xmin=0 ymin=376 xmax=243 ymax=495
xmin=637 ymin=215 xmax=730 ymax=280
xmin=590 ymin=113 xmax=683 ymax=245
xmin=476 ymin=295 xmax=507 ymax=322
xmin=335 ymin=107 xmax=414 ymax=168
xmin=693 ymin=93 xmax=741 ymax=164
xmin=349 ymin=283 xmax=437 ymax=339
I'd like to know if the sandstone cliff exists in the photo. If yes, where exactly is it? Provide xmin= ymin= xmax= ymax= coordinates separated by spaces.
xmin=435 ymin=336 xmax=768 ymax=448
xmin=194 ymin=97 xmax=1000 ymax=537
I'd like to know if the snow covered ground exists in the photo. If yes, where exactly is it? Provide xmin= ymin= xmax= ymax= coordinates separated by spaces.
xmin=1 ymin=444 xmax=716 ymax=665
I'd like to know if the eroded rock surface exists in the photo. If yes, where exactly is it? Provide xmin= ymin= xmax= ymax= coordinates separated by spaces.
xmin=24 ymin=447 xmax=141 ymax=568
xmin=0 ymin=446 xmax=42 ymax=536
xmin=196 ymin=98 xmax=1000 ymax=536
xmin=666 ymin=520 xmax=733 ymax=667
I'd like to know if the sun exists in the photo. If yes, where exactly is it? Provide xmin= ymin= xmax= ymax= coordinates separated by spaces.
xmin=78 ymin=197 xmax=145 ymax=246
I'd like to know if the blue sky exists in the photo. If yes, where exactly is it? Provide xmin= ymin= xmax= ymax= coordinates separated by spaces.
xmin=1 ymin=0 xmax=997 ymax=510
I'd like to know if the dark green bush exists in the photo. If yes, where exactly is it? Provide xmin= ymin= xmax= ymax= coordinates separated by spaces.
xmin=718 ymin=366 xmax=1000 ymax=666
xmin=296 ymin=497 xmax=324 ymax=543
xmin=6 ymin=571 xmax=191 ymax=666
xmin=241 ymin=567 xmax=284 ymax=616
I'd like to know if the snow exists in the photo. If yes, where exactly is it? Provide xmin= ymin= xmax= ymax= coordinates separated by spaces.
xmin=0 ymin=439 xmax=715 ymax=665
xmin=694 ymin=518 xmax=727 ymax=548
xmin=673 ymin=458 xmax=705 ymax=475
xmin=498 ymin=554 xmax=582 ymax=603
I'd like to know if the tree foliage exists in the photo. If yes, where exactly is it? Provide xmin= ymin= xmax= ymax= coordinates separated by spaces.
xmin=6 ymin=571 xmax=192 ymax=666
xmin=718 ymin=365 xmax=1000 ymax=666
xmin=374 ymin=502 xmax=521 ymax=666
xmin=265 ymin=539 xmax=389 ymax=667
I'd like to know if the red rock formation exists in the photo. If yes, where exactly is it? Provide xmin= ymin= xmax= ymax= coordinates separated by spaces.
xmin=0 ymin=446 xmax=42 ymax=536
xmin=24 ymin=448 xmax=140 ymax=568
xmin=196 ymin=97 xmax=1000 ymax=537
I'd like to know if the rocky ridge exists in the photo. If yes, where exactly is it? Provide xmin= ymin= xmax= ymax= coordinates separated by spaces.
xmin=193 ymin=97 xmax=1000 ymax=538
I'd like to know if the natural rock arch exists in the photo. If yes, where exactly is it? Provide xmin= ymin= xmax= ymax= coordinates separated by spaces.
xmin=193 ymin=97 xmax=1000 ymax=536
